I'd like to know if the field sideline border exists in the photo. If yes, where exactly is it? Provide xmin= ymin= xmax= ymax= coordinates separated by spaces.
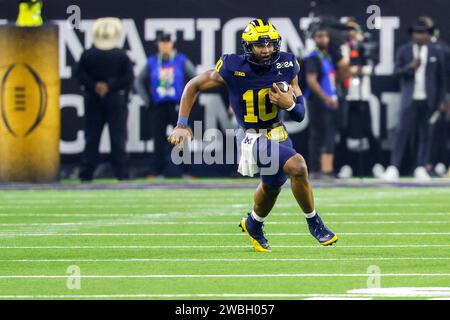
xmin=1 ymin=178 xmax=450 ymax=190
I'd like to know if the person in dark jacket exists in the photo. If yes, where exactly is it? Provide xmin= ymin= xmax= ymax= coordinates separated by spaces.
xmin=75 ymin=18 xmax=134 ymax=181
xmin=420 ymin=16 xmax=450 ymax=176
xmin=383 ymin=18 xmax=446 ymax=180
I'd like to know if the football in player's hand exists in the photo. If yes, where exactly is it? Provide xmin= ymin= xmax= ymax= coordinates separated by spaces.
xmin=271 ymin=81 xmax=289 ymax=93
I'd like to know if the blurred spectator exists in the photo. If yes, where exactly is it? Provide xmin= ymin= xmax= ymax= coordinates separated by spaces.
xmin=305 ymin=26 xmax=347 ymax=179
xmin=338 ymin=18 xmax=381 ymax=178
xmin=134 ymin=32 xmax=196 ymax=177
xmin=383 ymin=18 xmax=446 ymax=180
xmin=75 ymin=18 xmax=134 ymax=182
xmin=420 ymin=16 xmax=450 ymax=176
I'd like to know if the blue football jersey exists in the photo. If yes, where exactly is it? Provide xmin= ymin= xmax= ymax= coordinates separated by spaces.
xmin=215 ymin=52 xmax=300 ymax=129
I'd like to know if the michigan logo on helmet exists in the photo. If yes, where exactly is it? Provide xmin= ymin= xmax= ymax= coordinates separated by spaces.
xmin=241 ymin=19 xmax=282 ymax=66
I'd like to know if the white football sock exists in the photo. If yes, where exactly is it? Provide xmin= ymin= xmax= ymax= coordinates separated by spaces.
xmin=251 ymin=210 xmax=265 ymax=222
xmin=304 ymin=209 xmax=316 ymax=219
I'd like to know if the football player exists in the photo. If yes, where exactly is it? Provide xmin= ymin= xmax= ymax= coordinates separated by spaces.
xmin=168 ymin=19 xmax=337 ymax=251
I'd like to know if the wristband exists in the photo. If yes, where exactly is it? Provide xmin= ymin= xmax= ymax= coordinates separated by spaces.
xmin=286 ymin=96 xmax=306 ymax=122
xmin=177 ymin=116 xmax=188 ymax=127
xmin=286 ymin=96 xmax=304 ymax=111
xmin=286 ymin=101 xmax=296 ymax=111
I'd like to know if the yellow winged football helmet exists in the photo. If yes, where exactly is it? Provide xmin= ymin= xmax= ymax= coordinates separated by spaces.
xmin=241 ymin=19 xmax=282 ymax=66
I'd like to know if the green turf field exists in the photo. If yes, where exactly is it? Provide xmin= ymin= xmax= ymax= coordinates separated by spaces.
xmin=0 ymin=184 xmax=449 ymax=299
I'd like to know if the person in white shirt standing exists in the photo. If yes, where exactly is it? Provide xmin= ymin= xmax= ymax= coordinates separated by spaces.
xmin=338 ymin=18 xmax=381 ymax=179
xmin=383 ymin=18 xmax=446 ymax=181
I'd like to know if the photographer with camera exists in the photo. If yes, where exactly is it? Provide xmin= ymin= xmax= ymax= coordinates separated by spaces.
xmin=336 ymin=18 xmax=381 ymax=178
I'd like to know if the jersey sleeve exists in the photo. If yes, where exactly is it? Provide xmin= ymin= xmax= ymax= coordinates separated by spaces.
xmin=215 ymin=54 xmax=232 ymax=83
xmin=286 ymin=53 xmax=300 ymax=82
xmin=293 ymin=57 xmax=300 ymax=76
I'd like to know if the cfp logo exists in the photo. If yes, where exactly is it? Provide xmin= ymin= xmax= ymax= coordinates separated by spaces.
xmin=0 ymin=63 xmax=47 ymax=137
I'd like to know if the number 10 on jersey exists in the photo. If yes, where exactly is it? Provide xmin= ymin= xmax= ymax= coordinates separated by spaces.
xmin=243 ymin=88 xmax=278 ymax=123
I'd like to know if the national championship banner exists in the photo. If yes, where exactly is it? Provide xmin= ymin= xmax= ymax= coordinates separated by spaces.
xmin=0 ymin=0 xmax=448 ymax=176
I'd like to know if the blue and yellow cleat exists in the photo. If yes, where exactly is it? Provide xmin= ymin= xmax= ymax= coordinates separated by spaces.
xmin=239 ymin=213 xmax=271 ymax=252
xmin=306 ymin=213 xmax=338 ymax=246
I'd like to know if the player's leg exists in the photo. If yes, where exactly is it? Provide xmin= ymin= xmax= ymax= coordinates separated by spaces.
xmin=106 ymin=93 xmax=129 ymax=180
xmin=240 ymin=181 xmax=282 ymax=252
xmin=152 ymin=104 xmax=169 ymax=176
xmin=283 ymin=154 xmax=314 ymax=213
xmin=283 ymin=153 xmax=338 ymax=246
xmin=416 ymin=103 xmax=432 ymax=170
xmin=79 ymin=96 xmax=106 ymax=181
xmin=388 ymin=103 xmax=418 ymax=173
xmin=320 ymin=153 xmax=334 ymax=175
xmin=253 ymin=182 xmax=281 ymax=218
xmin=238 ymin=133 xmax=288 ymax=252
xmin=320 ymin=108 xmax=337 ymax=177
xmin=308 ymin=101 xmax=323 ymax=177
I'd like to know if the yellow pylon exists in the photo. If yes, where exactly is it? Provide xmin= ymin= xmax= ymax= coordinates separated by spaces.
xmin=16 ymin=0 xmax=43 ymax=27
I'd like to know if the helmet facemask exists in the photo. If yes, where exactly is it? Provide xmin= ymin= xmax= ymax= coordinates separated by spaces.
xmin=241 ymin=20 xmax=282 ymax=66
xmin=242 ymin=37 xmax=281 ymax=66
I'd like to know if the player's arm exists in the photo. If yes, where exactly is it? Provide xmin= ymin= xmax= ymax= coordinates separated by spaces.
xmin=168 ymin=70 xmax=225 ymax=147
xmin=269 ymin=75 xmax=306 ymax=123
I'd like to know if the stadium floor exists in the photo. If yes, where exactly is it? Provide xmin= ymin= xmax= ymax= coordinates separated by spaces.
xmin=1 ymin=176 xmax=450 ymax=190
xmin=0 ymin=178 xmax=449 ymax=300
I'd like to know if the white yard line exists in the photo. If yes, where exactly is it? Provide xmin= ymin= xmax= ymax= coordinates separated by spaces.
xmin=0 ymin=212 xmax=449 ymax=217
xmin=0 ymin=221 xmax=448 ymax=226
xmin=0 ymin=232 xmax=448 ymax=237
xmin=0 ymin=293 xmax=438 ymax=299
xmin=0 ymin=273 xmax=449 ymax=279
xmin=0 ymin=294 xmax=370 ymax=299
xmin=0 ymin=244 xmax=448 ymax=249
xmin=0 ymin=203 xmax=449 ymax=209
xmin=0 ymin=214 xmax=137 ymax=217
xmin=0 ymin=257 xmax=449 ymax=263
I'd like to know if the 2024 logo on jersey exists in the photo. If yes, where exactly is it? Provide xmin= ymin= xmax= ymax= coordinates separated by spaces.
xmin=275 ymin=61 xmax=294 ymax=69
